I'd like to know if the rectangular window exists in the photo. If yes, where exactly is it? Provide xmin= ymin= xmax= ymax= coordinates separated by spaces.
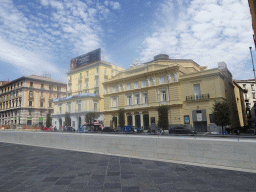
xmin=57 ymin=86 xmax=60 ymax=91
xmin=78 ymin=102 xmax=81 ymax=112
xmin=174 ymin=73 xmax=178 ymax=82
xmin=41 ymin=92 xmax=43 ymax=97
xmin=127 ymin=83 xmax=131 ymax=90
xmin=41 ymin=84 xmax=44 ymax=88
xmin=160 ymin=77 xmax=165 ymax=84
xmin=104 ymin=68 xmax=107 ymax=75
xmin=113 ymin=86 xmax=117 ymax=93
xmin=252 ymin=84 xmax=255 ymax=91
xmin=40 ymin=102 xmax=43 ymax=107
xmin=112 ymin=98 xmax=117 ymax=107
xmin=30 ymin=82 xmax=33 ymax=87
xmin=40 ymin=111 xmax=43 ymax=116
xmin=86 ymin=71 xmax=89 ymax=77
xmin=243 ymin=84 xmax=246 ymax=88
xmin=135 ymin=94 xmax=139 ymax=105
xmin=59 ymin=107 xmax=62 ymax=114
xmin=194 ymin=84 xmax=201 ymax=100
xmin=143 ymin=93 xmax=148 ymax=103
xmin=127 ymin=95 xmax=132 ymax=105
xmin=29 ymin=109 xmax=32 ymax=116
xmin=29 ymin=91 xmax=33 ymax=97
xmin=95 ymin=78 xmax=99 ymax=87
xmin=29 ymin=100 xmax=32 ymax=106
xmin=253 ymin=92 xmax=256 ymax=99
xmin=49 ymin=102 xmax=52 ymax=107
xmin=142 ymin=80 xmax=147 ymax=87
xmin=161 ymin=90 xmax=166 ymax=101
xmin=134 ymin=82 xmax=138 ymax=89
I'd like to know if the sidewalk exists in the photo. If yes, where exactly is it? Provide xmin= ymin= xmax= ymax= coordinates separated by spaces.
xmin=0 ymin=142 xmax=256 ymax=192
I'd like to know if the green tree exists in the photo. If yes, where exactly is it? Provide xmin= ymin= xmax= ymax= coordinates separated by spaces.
xmin=64 ymin=112 xmax=71 ymax=127
xmin=46 ymin=112 xmax=52 ymax=127
xmin=86 ymin=112 xmax=98 ymax=125
xmin=212 ymin=100 xmax=231 ymax=134
xmin=118 ymin=108 xmax=125 ymax=128
xmin=158 ymin=105 xmax=169 ymax=130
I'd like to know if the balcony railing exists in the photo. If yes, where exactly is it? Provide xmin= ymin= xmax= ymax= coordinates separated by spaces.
xmin=186 ymin=93 xmax=210 ymax=101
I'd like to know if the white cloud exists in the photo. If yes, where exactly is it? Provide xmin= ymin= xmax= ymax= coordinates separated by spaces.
xmin=110 ymin=1 xmax=121 ymax=10
xmin=0 ymin=0 xmax=119 ymax=81
xmin=140 ymin=0 xmax=253 ymax=79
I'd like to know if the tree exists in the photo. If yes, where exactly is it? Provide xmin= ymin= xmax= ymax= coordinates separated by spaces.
xmin=86 ymin=112 xmax=98 ymax=125
xmin=158 ymin=105 xmax=169 ymax=130
xmin=118 ymin=108 xmax=125 ymax=128
xmin=212 ymin=100 xmax=231 ymax=134
xmin=64 ymin=112 xmax=71 ymax=127
xmin=46 ymin=112 xmax=52 ymax=127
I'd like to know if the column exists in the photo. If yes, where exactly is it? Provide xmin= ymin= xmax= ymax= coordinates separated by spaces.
xmin=124 ymin=113 xmax=127 ymax=126
xmin=131 ymin=112 xmax=135 ymax=126
xmin=139 ymin=112 xmax=143 ymax=129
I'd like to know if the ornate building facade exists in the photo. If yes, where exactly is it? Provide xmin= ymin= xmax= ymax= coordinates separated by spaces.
xmin=103 ymin=54 xmax=242 ymax=132
xmin=0 ymin=75 xmax=66 ymax=127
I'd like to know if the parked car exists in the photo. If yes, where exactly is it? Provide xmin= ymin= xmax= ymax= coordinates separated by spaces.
xmin=63 ymin=126 xmax=75 ymax=132
xmin=43 ymin=127 xmax=53 ymax=132
xmin=147 ymin=128 xmax=163 ymax=135
xmin=122 ymin=125 xmax=142 ymax=133
xmin=102 ymin=127 xmax=116 ymax=132
xmin=169 ymin=127 xmax=197 ymax=134
xmin=77 ymin=126 xmax=89 ymax=133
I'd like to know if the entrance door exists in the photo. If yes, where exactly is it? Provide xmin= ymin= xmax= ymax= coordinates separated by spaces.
xmin=59 ymin=118 xmax=62 ymax=129
xmin=194 ymin=121 xmax=207 ymax=132
xmin=135 ymin=115 xmax=140 ymax=128
xmin=112 ymin=117 xmax=117 ymax=128
xmin=79 ymin=117 xmax=81 ymax=128
xmin=143 ymin=114 xmax=149 ymax=130
xmin=127 ymin=116 xmax=132 ymax=125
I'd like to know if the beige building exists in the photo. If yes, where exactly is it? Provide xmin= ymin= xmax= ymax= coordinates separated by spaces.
xmin=53 ymin=49 xmax=124 ymax=129
xmin=0 ymin=75 xmax=66 ymax=127
xmin=235 ymin=79 xmax=255 ymax=127
xmin=103 ymin=54 xmax=241 ymax=132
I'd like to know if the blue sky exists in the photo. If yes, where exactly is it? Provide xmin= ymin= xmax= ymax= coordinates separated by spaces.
xmin=0 ymin=0 xmax=255 ymax=82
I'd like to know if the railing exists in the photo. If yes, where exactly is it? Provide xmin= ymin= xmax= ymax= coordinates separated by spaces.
xmin=186 ymin=93 xmax=210 ymax=101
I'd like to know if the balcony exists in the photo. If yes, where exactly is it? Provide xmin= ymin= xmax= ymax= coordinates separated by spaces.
xmin=186 ymin=93 xmax=210 ymax=101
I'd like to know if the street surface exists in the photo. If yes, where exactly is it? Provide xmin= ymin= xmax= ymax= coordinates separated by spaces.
xmin=0 ymin=142 xmax=256 ymax=191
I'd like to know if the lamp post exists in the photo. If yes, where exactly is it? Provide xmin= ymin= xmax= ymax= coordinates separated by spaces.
xmin=249 ymin=47 xmax=256 ymax=83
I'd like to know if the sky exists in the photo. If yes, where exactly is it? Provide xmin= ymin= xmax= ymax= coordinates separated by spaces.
xmin=0 ymin=0 xmax=255 ymax=83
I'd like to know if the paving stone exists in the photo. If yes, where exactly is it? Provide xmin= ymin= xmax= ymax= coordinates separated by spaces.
xmin=1 ymin=142 xmax=256 ymax=192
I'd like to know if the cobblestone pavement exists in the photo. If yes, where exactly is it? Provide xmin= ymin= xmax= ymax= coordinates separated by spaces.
xmin=0 ymin=142 xmax=256 ymax=192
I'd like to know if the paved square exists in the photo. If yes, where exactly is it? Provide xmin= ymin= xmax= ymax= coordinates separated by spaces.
xmin=0 ymin=142 xmax=256 ymax=192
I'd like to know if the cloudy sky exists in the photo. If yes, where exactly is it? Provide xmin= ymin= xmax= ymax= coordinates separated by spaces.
xmin=0 ymin=0 xmax=254 ymax=82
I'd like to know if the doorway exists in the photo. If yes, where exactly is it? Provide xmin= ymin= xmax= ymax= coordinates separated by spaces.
xmin=135 ymin=115 xmax=140 ymax=128
xmin=127 ymin=116 xmax=132 ymax=125
xmin=143 ymin=114 xmax=149 ymax=130
xmin=194 ymin=121 xmax=207 ymax=132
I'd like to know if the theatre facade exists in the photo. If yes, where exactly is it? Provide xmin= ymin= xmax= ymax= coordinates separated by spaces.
xmin=103 ymin=54 xmax=242 ymax=132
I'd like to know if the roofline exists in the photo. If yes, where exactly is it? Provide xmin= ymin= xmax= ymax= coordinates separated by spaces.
xmin=0 ymin=76 xmax=66 ymax=88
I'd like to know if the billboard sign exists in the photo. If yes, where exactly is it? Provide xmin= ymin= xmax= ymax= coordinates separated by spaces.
xmin=70 ymin=48 xmax=101 ymax=70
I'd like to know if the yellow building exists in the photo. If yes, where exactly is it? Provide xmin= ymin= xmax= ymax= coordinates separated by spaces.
xmin=103 ymin=54 xmax=241 ymax=132
xmin=53 ymin=49 xmax=124 ymax=129
xmin=0 ymin=75 xmax=66 ymax=127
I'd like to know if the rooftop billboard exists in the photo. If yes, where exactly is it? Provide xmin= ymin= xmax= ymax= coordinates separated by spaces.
xmin=70 ymin=48 xmax=101 ymax=70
